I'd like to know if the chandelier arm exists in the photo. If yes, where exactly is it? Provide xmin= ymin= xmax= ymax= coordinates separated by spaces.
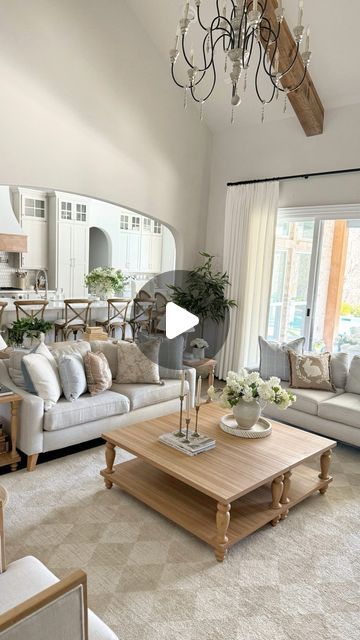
xmin=259 ymin=20 xmax=279 ymax=79
xmin=196 ymin=4 xmax=209 ymax=32
xmin=171 ymin=63 xmax=186 ymax=90
xmin=190 ymin=29 xmax=233 ymax=75
xmin=254 ymin=40 xmax=276 ymax=104
xmin=277 ymin=41 xmax=301 ymax=81
xmin=190 ymin=59 xmax=217 ymax=103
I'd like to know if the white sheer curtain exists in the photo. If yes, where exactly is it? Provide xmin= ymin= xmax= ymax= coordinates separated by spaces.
xmin=217 ymin=181 xmax=279 ymax=379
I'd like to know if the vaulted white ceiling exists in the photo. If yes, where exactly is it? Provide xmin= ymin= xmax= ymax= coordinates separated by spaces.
xmin=126 ymin=0 xmax=360 ymax=132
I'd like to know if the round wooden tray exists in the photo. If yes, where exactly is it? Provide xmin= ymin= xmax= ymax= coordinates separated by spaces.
xmin=219 ymin=414 xmax=272 ymax=439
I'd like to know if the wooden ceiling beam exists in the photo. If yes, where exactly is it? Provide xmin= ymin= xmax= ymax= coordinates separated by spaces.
xmin=262 ymin=0 xmax=324 ymax=137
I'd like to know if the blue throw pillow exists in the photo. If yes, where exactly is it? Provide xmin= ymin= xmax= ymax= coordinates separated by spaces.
xmin=137 ymin=333 xmax=184 ymax=372
xmin=58 ymin=354 xmax=87 ymax=401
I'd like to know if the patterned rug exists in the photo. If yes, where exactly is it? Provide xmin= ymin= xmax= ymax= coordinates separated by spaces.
xmin=2 ymin=442 xmax=359 ymax=640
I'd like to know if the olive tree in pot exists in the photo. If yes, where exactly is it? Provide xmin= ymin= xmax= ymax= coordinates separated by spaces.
xmin=168 ymin=252 xmax=237 ymax=357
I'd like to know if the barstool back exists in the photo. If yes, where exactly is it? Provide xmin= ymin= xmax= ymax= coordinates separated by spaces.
xmin=14 ymin=300 xmax=48 ymax=321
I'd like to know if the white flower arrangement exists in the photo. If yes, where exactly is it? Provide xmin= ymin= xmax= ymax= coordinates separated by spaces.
xmin=208 ymin=369 xmax=296 ymax=410
xmin=190 ymin=338 xmax=209 ymax=349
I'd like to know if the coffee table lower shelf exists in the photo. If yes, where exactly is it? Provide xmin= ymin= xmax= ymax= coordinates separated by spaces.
xmin=101 ymin=459 xmax=331 ymax=561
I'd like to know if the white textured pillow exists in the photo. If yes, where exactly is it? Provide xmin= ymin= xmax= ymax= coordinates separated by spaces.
xmin=345 ymin=356 xmax=360 ymax=394
xmin=22 ymin=353 xmax=62 ymax=410
xmin=331 ymin=352 xmax=349 ymax=389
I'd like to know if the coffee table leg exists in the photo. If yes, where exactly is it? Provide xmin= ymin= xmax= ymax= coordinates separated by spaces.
xmin=279 ymin=470 xmax=292 ymax=520
xmin=271 ymin=475 xmax=284 ymax=509
xmin=318 ymin=449 xmax=332 ymax=495
xmin=104 ymin=442 xmax=116 ymax=489
xmin=215 ymin=502 xmax=231 ymax=562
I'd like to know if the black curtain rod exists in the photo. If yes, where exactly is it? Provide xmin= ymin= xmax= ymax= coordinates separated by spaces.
xmin=227 ymin=167 xmax=360 ymax=187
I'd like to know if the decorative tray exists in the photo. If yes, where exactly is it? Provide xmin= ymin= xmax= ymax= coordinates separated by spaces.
xmin=219 ymin=415 xmax=272 ymax=439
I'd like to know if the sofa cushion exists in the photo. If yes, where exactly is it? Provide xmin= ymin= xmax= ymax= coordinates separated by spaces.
xmin=43 ymin=391 xmax=129 ymax=431
xmin=318 ymin=392 xmax=360 ymax=429
xmin=50 ymin=340 xmax=91 ymax=362
xmin=331 ymin=352 xmax=348 ymax=389
xmin=259 ymin=336 xmax=305 ymax=381
xmin=345 ymin=355 xmax=360 ymax=394
xmin=111 ymin=378 xmax=189 ymax=411
xmin=90 ymin=341 xmax=118 ymax=378
xmin=287 ymin=387 xmax=343 ymax=416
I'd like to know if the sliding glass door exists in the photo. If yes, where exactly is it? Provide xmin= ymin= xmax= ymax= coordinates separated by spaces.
xmin=267 ymin=210 xmax=360 ymax=356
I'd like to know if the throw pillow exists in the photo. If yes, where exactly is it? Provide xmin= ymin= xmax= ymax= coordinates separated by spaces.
xmin=259 ymin=336 xmax=305 ymax=381
xmin=50 ymin=340 xmax=91 ymax=362
xmin=8 ymin=349 xmax=31 ymax=388
xmin=345 ymin=355 xmax=360 ymax=394
xmin=22 ymin=341 xmax=61 ymax=395
xmin=288 ymin=351 xmax=336 ymax=391
xmin=331 ymin=352 xmax=349 ymax=389
xmin=90 ymin=341 xmax=118 ymax=379
xmin=137 ymin=333 xmax=184 ymax=374
xmin=22 ymin=353 xmax=62 ymax=410
xmin=84 ymin=351 xmax=112 ymax=396
xmin=58 ymin=354 xmax=87 ymax=401
xmin=116 ymin=339 xmax=162 ymax=384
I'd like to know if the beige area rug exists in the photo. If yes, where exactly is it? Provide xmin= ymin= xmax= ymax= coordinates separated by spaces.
xmin=1 ymin=442 xmax=359 ymax=640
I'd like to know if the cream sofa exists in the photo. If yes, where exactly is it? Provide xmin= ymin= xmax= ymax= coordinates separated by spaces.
xmin=0 ymin=340 xmax=196 ymax=470
xmin=262 ymin=353 xmax=360 ymax=447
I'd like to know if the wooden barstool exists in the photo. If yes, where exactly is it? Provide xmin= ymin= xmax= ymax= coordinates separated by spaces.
xmin=152 ymin=292 xmax=167 ymax=333
xmin=95 ymin=298 xmax=130 ymax=339
xmin=129 ymin=296 xmax=156 ymax=340
xmin=14 ymin=300 xmax=48 ymax=320
xmin=54 ymin=299 xmax=93 ymax=341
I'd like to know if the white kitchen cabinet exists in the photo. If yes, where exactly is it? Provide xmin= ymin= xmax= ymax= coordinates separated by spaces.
xmin=11 ymin=189 xmax=48 ymax=270
xmin=48 ymin=193 xmax=89 ymax=297
xmin=118 ymin=232 xmax=141 ymax=271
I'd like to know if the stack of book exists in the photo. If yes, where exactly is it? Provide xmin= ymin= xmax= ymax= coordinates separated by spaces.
xmin=159 ymin=432 xmax=216 ymax=456
xmin=0 ymin=426 xmax=9 ymax=455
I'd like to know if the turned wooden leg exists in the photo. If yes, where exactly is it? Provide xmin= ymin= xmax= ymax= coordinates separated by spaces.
xmin=319 ymin=449 xmax=332 ymax=494
xmin=104 ymin=442 xmax=116 ymax=489
xmin=215 ymin=502 xmax=231 ymax=562
xmin=27 ymin=454 xmax=39 ymax=472
xmin=271 ymin=475 xmax=284 ymax=509
xmin=10 ymin=401 xmax=19 ymax=459
xmin=281 ymin=470 xmax=292 ymax=505
xmin=271 ymin=514 xmax=281 ymax=527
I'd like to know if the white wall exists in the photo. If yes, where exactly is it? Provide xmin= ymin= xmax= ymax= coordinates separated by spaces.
xmin=0 ymin=0 xmax=211 ymax=269
xmin=206 ymin=103 xmax=360 ymax=262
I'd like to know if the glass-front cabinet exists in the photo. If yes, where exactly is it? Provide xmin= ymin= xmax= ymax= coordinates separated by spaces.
xmin=118 ymin=212 xmax=163 ymax=274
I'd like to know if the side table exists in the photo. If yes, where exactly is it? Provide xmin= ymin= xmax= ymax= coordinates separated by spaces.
xmin=0 ymin=394 xmax=22 ymax=472
xmin=183 ymin=358 xmax=217 ymax=401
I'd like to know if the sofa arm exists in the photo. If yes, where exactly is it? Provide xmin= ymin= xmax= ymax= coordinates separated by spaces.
xmin=0 ymin=361 xmax=44 ymax=456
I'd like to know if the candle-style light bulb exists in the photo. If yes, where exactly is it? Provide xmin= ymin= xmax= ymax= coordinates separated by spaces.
xmin=190 ymin=47 xmax=195 ymax=66
xmin=184 ymin=0 xmax=190 ymax=20
xmin=196 ymin=376 xmax=202 ymax=406
xmin=275 ymin=49 xmax=279 ymax=73
xmin=174 ymin=33 xmax=179 ymax=50
xmin=305 ymin=26 xmax=310 ymax=51
xmin=298 ymin=0 xmax=303 ymax=25
xmin=253 ymin=0 xmax=258 ymax=10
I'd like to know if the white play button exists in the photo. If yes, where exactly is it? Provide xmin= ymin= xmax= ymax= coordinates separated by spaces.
xmin=165 ymin=302 xmax=199 ymax=340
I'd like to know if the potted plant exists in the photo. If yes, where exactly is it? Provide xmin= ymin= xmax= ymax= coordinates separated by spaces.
xmin=84 ymin=267 xmax=125 ymax=300
xmin=8 ymin=317 xmax=53 ymax=348
xmin=168 ymin=252 xmax=237 ymax=340
xmin=208 ymin=370 xmax=296 ymax=429
xmin=190 ymin=338 xmax=209 ymax=360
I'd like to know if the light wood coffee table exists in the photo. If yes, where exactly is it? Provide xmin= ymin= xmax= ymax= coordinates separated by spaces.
xmin=101 ymin=403 xmax=336 ymax=562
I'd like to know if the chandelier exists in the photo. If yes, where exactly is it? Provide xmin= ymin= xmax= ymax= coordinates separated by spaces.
xmin=169 ymin=0 xmax=312 ymax=123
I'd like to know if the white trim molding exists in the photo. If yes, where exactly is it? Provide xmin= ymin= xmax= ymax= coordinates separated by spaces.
xmin=278 ymin=203 xmax=360 ymax=221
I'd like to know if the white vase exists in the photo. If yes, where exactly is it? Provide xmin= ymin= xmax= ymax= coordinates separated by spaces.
xmin=192 ymin=347 xmax=205 ymax=360
xmin=233 ymin=399 xmax=261 ymax=430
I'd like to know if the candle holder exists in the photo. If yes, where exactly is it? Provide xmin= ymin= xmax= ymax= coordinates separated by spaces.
xmin=183 ymin=418 xmax=191 ymax=444
xmin=192 ymin=405 xmax=200 ymax=437
xmin=174 ymin=395 xmax=185 ymax=437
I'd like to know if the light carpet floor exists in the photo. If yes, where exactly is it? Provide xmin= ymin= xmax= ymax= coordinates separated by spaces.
xmin=1 ymin=442 xmax=359 ymax=640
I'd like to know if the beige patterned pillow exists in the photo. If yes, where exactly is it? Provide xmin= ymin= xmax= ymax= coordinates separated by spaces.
xmin=84 ymin=351 xmax=112 ymax=395
xmin=288 ymin=351 xmax=336 ymax=391
xmin=116 ymin=340 xmax=161 ymax=384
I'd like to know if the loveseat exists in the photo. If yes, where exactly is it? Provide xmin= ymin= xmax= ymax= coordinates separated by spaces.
xmin=0 ymin=340 xmax=196 ymax=470
xmin=262 ymin=352 xmax=360 ymax=447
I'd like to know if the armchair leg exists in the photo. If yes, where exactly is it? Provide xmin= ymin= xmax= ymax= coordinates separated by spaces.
xmin=27 ymin=454 xmax=39 ymax=472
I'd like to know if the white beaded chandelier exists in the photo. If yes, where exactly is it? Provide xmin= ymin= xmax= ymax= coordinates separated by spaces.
xmin=169 ymin=0 xmax=312 ymax=122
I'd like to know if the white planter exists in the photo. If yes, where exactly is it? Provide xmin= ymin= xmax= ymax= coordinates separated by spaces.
xmin=233 ymin=399 xmax=261 ymax=430
xmin=192 ymin=347 xmax=205 ymax=360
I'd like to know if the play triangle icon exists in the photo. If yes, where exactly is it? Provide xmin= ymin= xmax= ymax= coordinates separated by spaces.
xmin=165 ymin=302 xmax=199 ymax=340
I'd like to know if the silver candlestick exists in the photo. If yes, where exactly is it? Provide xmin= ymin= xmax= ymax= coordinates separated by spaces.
xmin=174 ymin=395 xmax=185 ymax=437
